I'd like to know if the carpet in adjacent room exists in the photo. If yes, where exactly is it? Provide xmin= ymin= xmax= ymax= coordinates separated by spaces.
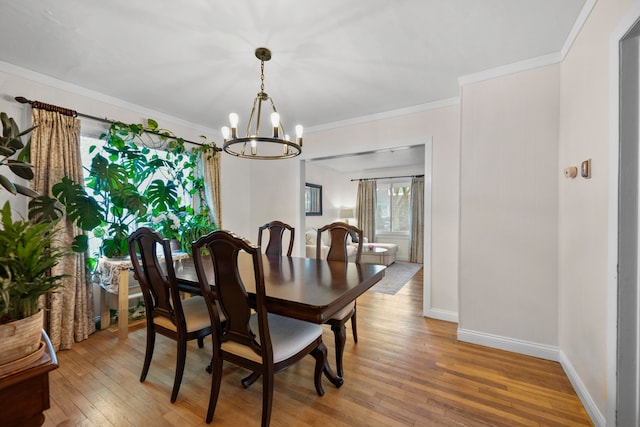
xmin=369 ymin=261 xmax=422 ymax=295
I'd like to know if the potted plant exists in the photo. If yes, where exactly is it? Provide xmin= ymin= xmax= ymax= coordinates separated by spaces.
xmin=0 ymin=202 xmax=66 ymax=367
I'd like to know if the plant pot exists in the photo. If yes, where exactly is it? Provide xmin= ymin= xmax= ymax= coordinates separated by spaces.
xmin=0 ymin=309 xmax=44 ymax=367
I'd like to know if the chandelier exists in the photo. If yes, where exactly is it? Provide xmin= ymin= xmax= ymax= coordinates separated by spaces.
xmin=222 ymin=47 xmax=303 ymax=160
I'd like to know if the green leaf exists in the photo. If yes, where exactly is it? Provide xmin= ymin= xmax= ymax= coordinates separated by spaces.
xmin=16 ymin=137 xmax=31 ymax=163
xmin=0 ymin=113 xmax=11 ymax=138
xmin=71 ymin=235 xmax=89 ymax=253
xmin=16 ymin=125 xmax=37 ymax=138
xmin=146 ymin=179 xmax=178 ymax=212
xmin=147 ymin=118 xmax=158 ymax=131
xmin=28 ymin=195 xmax=63 ymax=223
xmin=6 ymin=137 xmax=24 ymax=150
xmin=0 ymin=146 xmax=15 ymax=157
xmin=0 ymin=174 xmax=17 ymax=194
xmin=52 ymin=177 xmax=104 ymax=231
xmin=7 ymin=160 xmax=34 ymax=180
xmin=14 ymin=184 xmax=38 ymax=198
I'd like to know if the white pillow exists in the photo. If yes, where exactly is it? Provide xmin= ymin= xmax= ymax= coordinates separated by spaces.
xmin=305 ymin=229 xmax=316 ymax=245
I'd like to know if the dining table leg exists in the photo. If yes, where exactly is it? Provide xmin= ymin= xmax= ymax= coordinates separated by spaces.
xmin=322 ymin=329 xmax=345 ymax=388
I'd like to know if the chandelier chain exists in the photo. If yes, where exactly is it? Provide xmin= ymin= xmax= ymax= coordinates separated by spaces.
xmin=260 ymin=60 xmax=265 ymax=93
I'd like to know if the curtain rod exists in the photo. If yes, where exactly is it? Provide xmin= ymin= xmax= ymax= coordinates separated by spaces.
xmin=14 ymin=96 xmax=220 ymax=150
xmin=350 ymin=174 xmax=424 ymax=182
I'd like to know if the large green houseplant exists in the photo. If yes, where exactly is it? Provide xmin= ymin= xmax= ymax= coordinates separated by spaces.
xmin=69 ymin=119 xmax=217 ymax=258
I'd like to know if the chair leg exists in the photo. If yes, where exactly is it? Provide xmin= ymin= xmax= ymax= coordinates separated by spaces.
xmin=140 ymin=327 xmax=156 ymax=382
xmin=171 ymin=339 xmax=187 ymax=403
xmin=351 ymin=309 xmax=358 ymax=343
xmin=241 ymin=371 xmax=262 ymax=389
xmin=310 ymin=343 xmax=326 ymax=396
xmin=331 ymin=323 xmax=347 ymax=378
xmin=205 ymin=354 xmax=223 ymax=424
xmin=261 ymin=372 xmax=274 ymax=427
xmin=197 ymin=336 xmax=205 ymax=348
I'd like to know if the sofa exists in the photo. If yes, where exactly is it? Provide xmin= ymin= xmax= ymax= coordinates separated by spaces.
xmin=305 ymin=228 xmax=398 ymax=266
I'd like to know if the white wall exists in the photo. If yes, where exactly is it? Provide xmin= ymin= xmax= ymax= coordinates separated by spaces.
xmin=458 ymin=65 xmax=560 ymax=350
xmin=558 ymin=0 xmax=635 ymax=421
xmin=304 ymin=162 xmax=358 ymax=230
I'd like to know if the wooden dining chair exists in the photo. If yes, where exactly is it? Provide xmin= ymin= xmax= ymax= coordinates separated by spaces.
xmin=257 ymin=220 xmax=295 ymax=256
xmin=316 ymin=222 xmax=364 ymax=377
xmin=192 ymin=230 xmax=328 ymax=426
xmin=127 ymin=227 xmax=212 ymax=403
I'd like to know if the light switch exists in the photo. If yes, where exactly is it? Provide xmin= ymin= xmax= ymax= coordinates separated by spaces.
xmin=581 ymin=159 xmax=591 ymax=178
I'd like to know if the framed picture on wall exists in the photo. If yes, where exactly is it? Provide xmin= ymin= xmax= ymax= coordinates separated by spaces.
xmin=305 ymin=183 xmax=322 ymax=216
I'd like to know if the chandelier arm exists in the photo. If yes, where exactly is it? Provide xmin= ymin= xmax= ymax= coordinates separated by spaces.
xmin=256 ymin=96 xmax=263 ymax=137
xmin=246 ymin=96 xmax=259 ymax=137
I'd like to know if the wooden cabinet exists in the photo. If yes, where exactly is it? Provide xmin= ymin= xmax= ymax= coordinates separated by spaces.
xmin=0 ymin=331 xmax=58 ymax=427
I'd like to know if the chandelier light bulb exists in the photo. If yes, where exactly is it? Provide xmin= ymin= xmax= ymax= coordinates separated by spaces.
xmin=271 ymin=112 xmax=280 ymax=138
xmin=229 ymin=113 xmax=239 ymax=127
xmin=221 ymin=126 xmax=230 ymax=141
xmin=229 ymin=113 xmax=239 ymax=138
xmin=251 ymin=139 xmax=257 ymax=156
xmin=270 ymin=112 xmax=280 ymax=127
xmin=295 ymin=124 xmax=304 ymax=146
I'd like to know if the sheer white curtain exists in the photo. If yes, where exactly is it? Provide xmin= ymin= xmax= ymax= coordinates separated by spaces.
xmin=409 ymin=176 xmax=424 ymax=263
xmin=31 ymin=107 xmax=94 ymax=350
xmin=356 ymin=180 xmax=376 ymax=242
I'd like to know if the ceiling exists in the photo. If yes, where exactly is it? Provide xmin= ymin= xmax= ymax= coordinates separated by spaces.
xmin=0 ymin=0 xmax=585 ymax=134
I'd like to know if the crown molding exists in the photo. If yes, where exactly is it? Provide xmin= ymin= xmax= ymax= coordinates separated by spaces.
xmin=306 ymin=97 xmax=460 ymax=133
xmin=561 ymin=0 xmax=598 ymax=60
xmin=458 ymin=52 xmax=562 ymax=86
xmin=458 ymin=0 xmax=597 ymax=87
xmin=0 ymin=60 xmax=217 ymax=136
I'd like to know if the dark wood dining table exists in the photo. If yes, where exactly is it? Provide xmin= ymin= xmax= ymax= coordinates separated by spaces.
xmin=172 ymin=254 xmax=386 ymax=384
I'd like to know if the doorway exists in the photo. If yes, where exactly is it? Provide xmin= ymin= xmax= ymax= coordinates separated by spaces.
xmin=301 ymin=140 xmax=432 ymax=313
xmin=612 ymin=14 xmax=640 ymax=426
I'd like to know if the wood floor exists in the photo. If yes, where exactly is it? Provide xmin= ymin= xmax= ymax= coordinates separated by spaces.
xmin=42 ymin=268 xmax=592 ymax=426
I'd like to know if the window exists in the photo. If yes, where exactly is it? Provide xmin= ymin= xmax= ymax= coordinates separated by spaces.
xmin=376 ymin=180 xmax=410 ymax=233
xmin=79 ymin=135 xmax=193 ymax=257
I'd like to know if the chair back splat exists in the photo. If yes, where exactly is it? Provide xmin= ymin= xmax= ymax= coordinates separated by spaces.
xmin=316 ymin=222 xmax=363 ymax=263
xmin=192 ymin=230 xmax=331 ymax=426
xmin=257 ymin=220 xmax=295 ymax=257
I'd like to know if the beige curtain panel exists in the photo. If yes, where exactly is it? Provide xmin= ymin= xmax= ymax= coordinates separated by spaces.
xmin=356 ymin=180 xmax=376 ymax=243
xmin=200 ymin=150 xmax=222 ymax=228
xmin=31 ymin=108 xmax=94 ymax=351
xmin=409 ymin=176 xmax=424 ymax=263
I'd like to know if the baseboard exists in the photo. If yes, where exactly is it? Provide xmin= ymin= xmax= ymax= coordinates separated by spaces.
xmin=424 ymin=308 xmax=458 ymax=323
xmin=559 ymin=351 xmax=605 ymax=427
xmin=457 ymin=328 xmax=560 ymax=361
